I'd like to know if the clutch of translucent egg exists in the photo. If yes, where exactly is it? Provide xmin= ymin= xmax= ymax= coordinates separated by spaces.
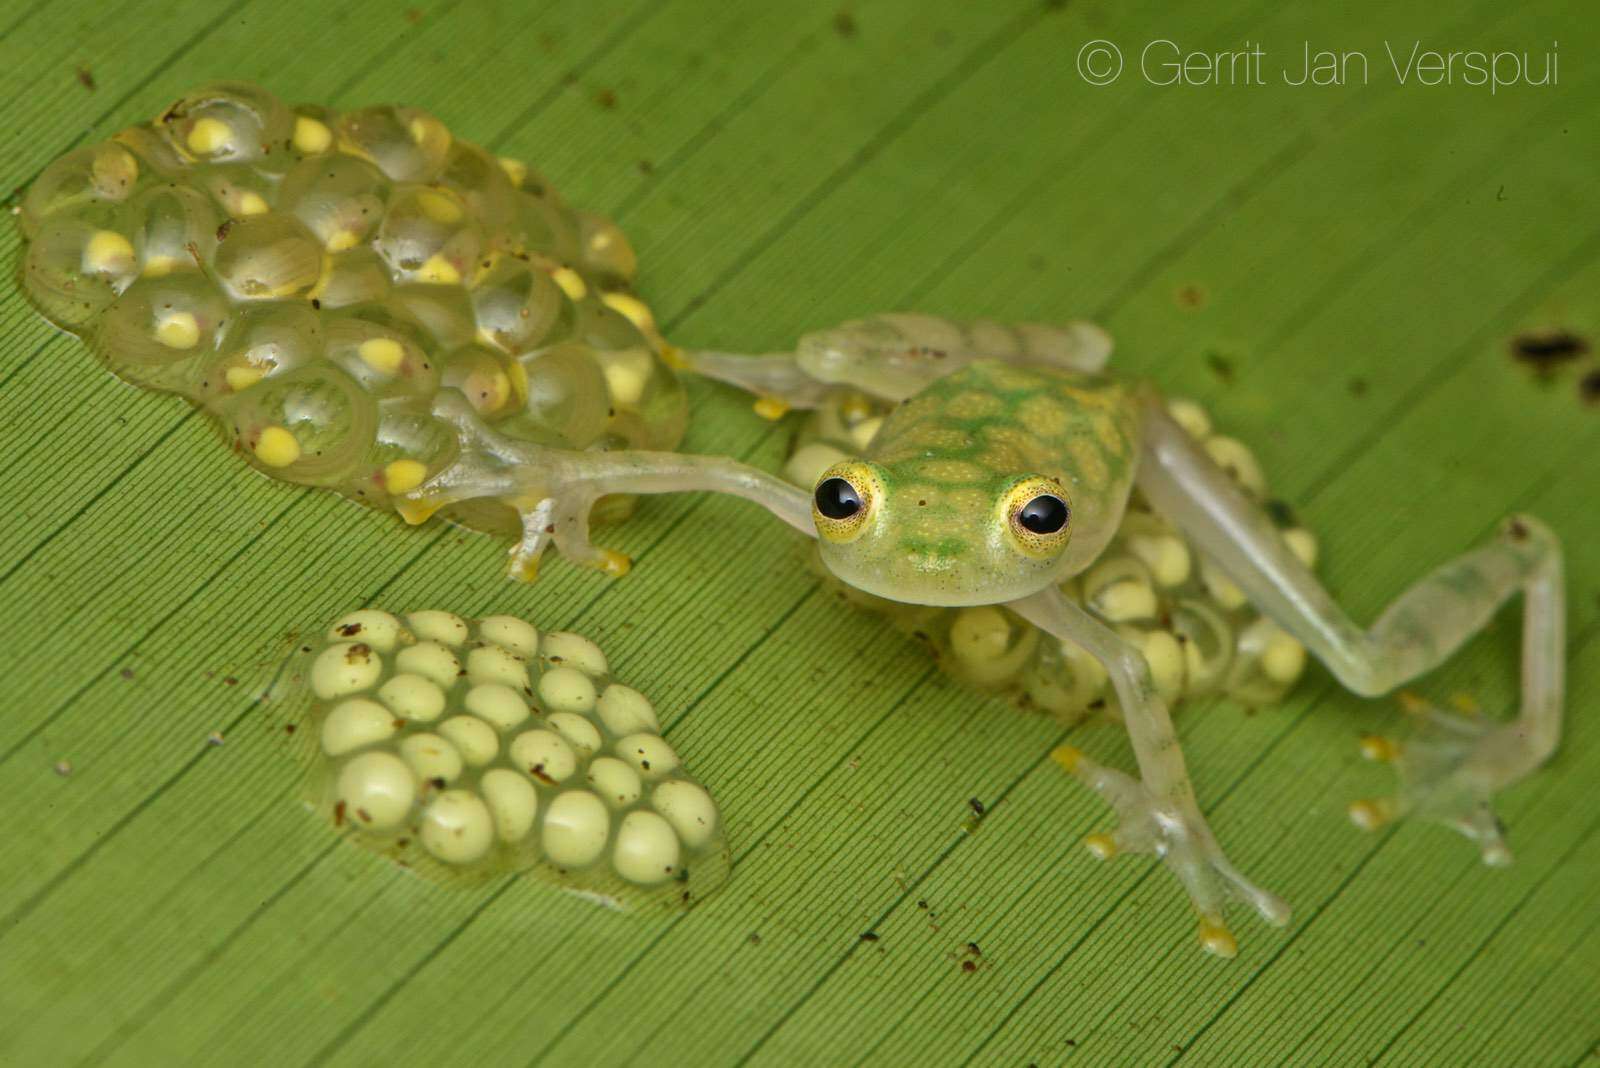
xmin=293 ymin=608 xmax=727 ymax=907
xmin=18 ymin=82 xmax=685 ymax=538
xmin=786 ymin=396 xmax=1316 ymax=719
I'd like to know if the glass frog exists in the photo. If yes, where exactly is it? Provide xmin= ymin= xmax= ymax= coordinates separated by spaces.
xmin=20 ymin=85 xmax=1564 ymax=957
xmin=408 ymin=313 xmax=1565 ymax=958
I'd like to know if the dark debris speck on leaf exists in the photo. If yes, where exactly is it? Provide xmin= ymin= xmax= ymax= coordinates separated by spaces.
xmin=833 ymin=10 xmax=857 ymax=36
xmin=1265 ymin=498 xmax=1297 ymax=528
xmin=1203 ymin=350 xmax=1236 ymax=384
xmin=1510 ymin=330 xmax=1589 ymax=375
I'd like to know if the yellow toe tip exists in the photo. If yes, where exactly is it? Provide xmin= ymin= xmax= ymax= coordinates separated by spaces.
xmin=753 ymin=396 xmax=791 ymax=421
xmin=597 ymin=550 xmax=632 ymax=577
xmin=393 ymin=499 xmax=440 ymax=526
xmin=507 ymin=558 xmax=541 ymax=584
xmin=1347 ymin=799 xmax=1393 ymax=831
xmin=1198 ymin=918 xmax=1238 ymax=959
xmin=1050 ymin=745 xmax=1084 ymax=773
xmin=1358 ymin=735 xmax=1400 ymax=763
xmin=1482 ymin=843 xmax=1513 ymax=868
xmin=1082 ymin=833 xmax=1117 ymax=861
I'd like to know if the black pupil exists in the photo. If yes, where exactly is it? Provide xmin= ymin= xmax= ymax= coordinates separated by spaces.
xmin=815 ymin=477 xmax=863 ymax=520
xmin=1018 ymin=494 xmax=1069 ymax=535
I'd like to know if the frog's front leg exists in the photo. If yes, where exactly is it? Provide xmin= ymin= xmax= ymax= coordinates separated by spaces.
xmin=1136 ymin=399 xmax=1564 ymax=865
xmin=676 ymin=313 xmax=1112 ymax=418
xmin=1011 ymin=586 xmax=1290 ymax=957
xmin=401 ymin=392 xmax=814 ymax=580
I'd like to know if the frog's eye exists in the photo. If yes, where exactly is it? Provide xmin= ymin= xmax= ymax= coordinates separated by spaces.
xmin=1018 ymin=494 xmax=1069 ymax=534
xmin=811 ymin=462 xmax=878 ymax=543
xmin=814 ymin=477 xmax=862 ymax=520
xmin=1001 ymin=476 xmax=1072 ymax=558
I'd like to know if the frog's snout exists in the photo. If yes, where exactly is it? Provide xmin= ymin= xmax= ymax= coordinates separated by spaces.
xmin=897 ymin=538 xmax=969 ymax=576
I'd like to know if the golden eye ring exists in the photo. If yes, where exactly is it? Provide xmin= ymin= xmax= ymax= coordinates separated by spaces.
xmin=811 ymin=462 xmax=878 ymax=543
xmin=1001 ymin=476 xmax=1072 ymax=558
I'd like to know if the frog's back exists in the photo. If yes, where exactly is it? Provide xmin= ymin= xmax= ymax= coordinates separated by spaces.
xmin=867 ymin=361 xmax=1144 ymax=573
xmin=867 ymin=361 xmax=1142 ymax=476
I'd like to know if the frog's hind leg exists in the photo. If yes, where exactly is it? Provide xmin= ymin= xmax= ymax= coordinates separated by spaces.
xmin=402 ymin=392 xmax=815 ymax=581
xmin=674 ymin=313 xmax=1113 ymax=419
xmin=666 ymin=347 xmax=834 ymax=419
xmin=1012 ymin=587 xmax=1290 ymax=957
xmin=1135 ymin=397 xmax=1564 ymax=866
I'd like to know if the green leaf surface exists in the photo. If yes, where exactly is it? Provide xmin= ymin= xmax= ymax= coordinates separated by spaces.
xmin=2 ymin=1 xmax=1596 ymax=1065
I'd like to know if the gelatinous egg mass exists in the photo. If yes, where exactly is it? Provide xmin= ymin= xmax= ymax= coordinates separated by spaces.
xmin=291 ymin=608 xmax=727 ymax=908
xmin=18 ymin=82 xmax=688 ymax=539
xmin=786 ymin=395 xmax=1319 ymax=720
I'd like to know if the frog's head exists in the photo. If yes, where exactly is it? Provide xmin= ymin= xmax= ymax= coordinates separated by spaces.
xmin=809 ymin=458 xmax=1075 ymax=607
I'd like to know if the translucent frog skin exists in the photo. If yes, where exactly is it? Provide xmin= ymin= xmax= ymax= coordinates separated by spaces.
xmin=413 ymin=304 xmax=1568 ymax=958
xmin=805 ymin=364 xmax=1143 ymax=606
xmin=21 ymin=88 xmax=1565 ymax=959
xmin=670 ymin=317 xmax=1567 ymax=959
xmin=785 ymin=379 xmax=1322 ymax=721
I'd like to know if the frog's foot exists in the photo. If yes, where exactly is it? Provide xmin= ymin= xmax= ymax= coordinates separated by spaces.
xmin=1052 ymin=745 xmax=1290 ymax=958
xmin=392 ymin=395 xmax=638 ymax=582
xmin=405 ymin=473 xmax=630 ymax=583
xmin=1348 ymin=702 xmax=1518 ymax=866
xmin=505 ymin=495 xmax=636 ymax=578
